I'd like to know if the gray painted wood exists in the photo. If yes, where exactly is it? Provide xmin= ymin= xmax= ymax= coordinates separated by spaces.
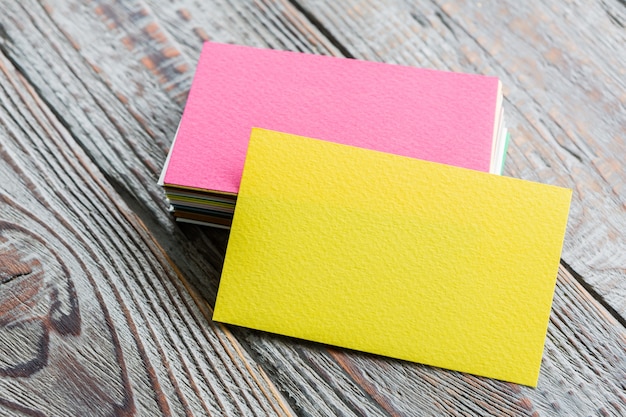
xmin=0 ymin=0 xmax=624 ymax=415
xmin=0 ymin=45 xmax=291 ymax=416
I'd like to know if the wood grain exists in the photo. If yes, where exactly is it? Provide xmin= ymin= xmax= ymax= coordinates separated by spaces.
xmin=0 ymin=0 xmax=624 ymax=415
xmin=0 ymin=48 xmax=291 ymax=416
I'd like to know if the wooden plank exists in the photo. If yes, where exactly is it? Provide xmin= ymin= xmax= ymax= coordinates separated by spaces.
xmin=0 ymin=50 xmax=292 ymax=416
xmin=0 ymin=0 xmax=376 ymax=415
xmin=294 ymin=0 xmax=626 ymax=317
xmin=143 ymin=0 xmax=343 ymax=59
xmin=0 ymin=0 xmax=624 ymax=416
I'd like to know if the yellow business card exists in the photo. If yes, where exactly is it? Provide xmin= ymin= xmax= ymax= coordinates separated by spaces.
xmin=213 ymin=128 xmax=571 ymax=386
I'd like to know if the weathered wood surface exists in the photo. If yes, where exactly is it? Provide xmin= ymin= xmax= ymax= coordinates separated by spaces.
xmin=0 ymin=44 xmax=292 ymax=416
xmin=0 ymin=0 xmax=624 ymax=416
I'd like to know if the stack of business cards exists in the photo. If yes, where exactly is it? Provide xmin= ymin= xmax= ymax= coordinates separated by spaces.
xmin=159 ymin=43 xmax=573 ymax=386
xmin=159 ymin=42 xmax=508 ymax=228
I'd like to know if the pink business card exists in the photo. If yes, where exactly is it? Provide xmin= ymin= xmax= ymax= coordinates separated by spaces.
xmin=163 ymin=42 xmax=502 ymax=194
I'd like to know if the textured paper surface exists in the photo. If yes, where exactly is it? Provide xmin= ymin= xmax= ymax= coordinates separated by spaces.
xmin=213 ymin=129 xmax=572 ymax=387
xmin=164 ymin=42 xmax=502 ymax=193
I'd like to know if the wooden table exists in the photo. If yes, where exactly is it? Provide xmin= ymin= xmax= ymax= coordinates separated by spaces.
xmin=0 ymin=1 xmax=624 ymax=415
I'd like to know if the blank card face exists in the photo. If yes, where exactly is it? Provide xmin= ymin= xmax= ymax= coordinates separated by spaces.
xmin=213 ymin=129 xmax=572 ymax=387
xmin=163 ymin=42 xmax=503 ymax=194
